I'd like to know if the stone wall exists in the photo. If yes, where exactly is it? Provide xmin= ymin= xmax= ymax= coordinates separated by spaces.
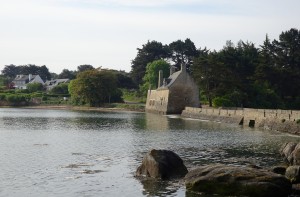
xmin=182 ymin=107 xmax=300 ymax=134
xmin=145 ymin=89 xmax=169 ymax=114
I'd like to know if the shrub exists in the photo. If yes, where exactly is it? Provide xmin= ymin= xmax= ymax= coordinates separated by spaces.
xmin=27 ymin=83 xmax=44 ymax=93
xmin=0 ymin=94 xmax=5 ymax=100
xmin=212 ymin=97 xmax=234 ymax=107
xmin=15 ymin=89 xmax=29 ymax=93
xmin=5 ymin=94 xmax=26 ymax=103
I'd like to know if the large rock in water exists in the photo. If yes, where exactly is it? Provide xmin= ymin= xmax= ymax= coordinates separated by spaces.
xmin=136 ymin=149 xmax=188 ymax=179
xmin=185 ymin=164 xmax=292 ymax=197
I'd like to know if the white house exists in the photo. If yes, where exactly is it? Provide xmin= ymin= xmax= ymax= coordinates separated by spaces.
xmin=12 ymin=74 xmax=44 ymax=89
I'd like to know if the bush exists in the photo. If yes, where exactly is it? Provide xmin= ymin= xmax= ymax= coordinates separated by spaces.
xmin=50 ymin=83 xmax=69 ymax=94
xmin=212 ymin=97 xmax=234 ymax=107
xmin=27 ymin=83 xmax=44 ymax=93
xmin=0 ymin=94 xmax=5 ymax=100
xmin=15 ymin=89 xmax=29 ymax=93
xmin=5 ymin=94 xmax=26 ymax=103
xmin=42 ymin=96 xmax=48 ymax=101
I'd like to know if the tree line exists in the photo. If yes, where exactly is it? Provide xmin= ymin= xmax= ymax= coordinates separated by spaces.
xmin=1 ymin=28 xmax=299 ymax=109
xmin=0 ymin=64 xmax=136 ymax=107
xmin=131 ymin=28 xmax=300 ymax=110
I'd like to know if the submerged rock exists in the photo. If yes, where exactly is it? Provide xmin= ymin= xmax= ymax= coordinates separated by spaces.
xmin=185 ymin=164 xmax=292 ymax=197
xmin=136 ymin=149 xmax=188 ymax=180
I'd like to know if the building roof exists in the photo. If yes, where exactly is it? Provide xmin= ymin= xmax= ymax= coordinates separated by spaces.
xmin=13 ymin=74 xmax=38 ymax=82
xmin=45 ymin=79 xmax=69 ymax=86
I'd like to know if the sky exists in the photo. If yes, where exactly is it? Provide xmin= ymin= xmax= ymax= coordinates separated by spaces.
xmin=0 ymin=0 xmax=299 ymax=74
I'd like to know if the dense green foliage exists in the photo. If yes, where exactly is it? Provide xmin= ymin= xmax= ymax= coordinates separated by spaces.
xmin=131 ymin=41 xmax=170 ymax=86
xmin=1 ymin=28 xmax=299 ymax=109
xmin=58 ymin=69 xmax=77 ymax=80
xmin=68 ymin=70 xmax=122 ymax=106
xmin=130 ymin=28 xmax=300 ymax=109
xmin=169 ymin=38 xmax=199 ymax=71
xmin=26 ymin=83 xmax=44 ymax=93
xmin=1 ymin=64 xmax=51 ymax=82
xmin=50 ymin=83 xmax=69 ymax=94
xmin=192 ymin=29 xmax=300 ymax=109
xmin=140 ymin=60 xmax=170 ymax=94
xmin=77 ymin=65 xmax=94 ymax=73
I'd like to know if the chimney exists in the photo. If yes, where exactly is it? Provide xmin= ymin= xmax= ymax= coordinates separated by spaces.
xmin=29 ymin=74 xmax=32 ymax=81
xmin=158 ymin=70 xmax=163 ymax=88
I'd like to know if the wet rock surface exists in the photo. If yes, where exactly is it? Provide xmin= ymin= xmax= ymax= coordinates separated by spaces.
xmin=136 ymin=149 xmax=188 ymax=180
xmin=280 ymin=142 xmax=300 ymax=165
xmin=185 ymin=164 xmax=292 ymax=197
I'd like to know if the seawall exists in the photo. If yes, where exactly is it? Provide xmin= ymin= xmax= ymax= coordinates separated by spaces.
xmin=182 ymin=107 xmax=300 ymax=135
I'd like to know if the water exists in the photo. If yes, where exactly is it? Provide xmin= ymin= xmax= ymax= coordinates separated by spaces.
xmin=0 ymin=108 xmax=299 ymax=197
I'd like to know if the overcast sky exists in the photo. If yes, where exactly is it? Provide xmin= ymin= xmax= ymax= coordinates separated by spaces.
xmin=0 ymin=0 xmax=299 ymax=74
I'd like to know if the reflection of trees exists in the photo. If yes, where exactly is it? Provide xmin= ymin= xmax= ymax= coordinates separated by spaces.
xmin=2 ymin=117 xmax=50 ymax=130
xmin=139 ymin=178 xmax=180 ymax=196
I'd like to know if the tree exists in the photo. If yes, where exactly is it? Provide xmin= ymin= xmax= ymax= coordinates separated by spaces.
xmin=1 ymin=64 xmax=51 ymax=82
xmin=169 ymin=38 xmax=199 ymax=72
xmin=192 ymin=52 xmax=227 ymax=106
xmin=50 ymin=83 xmax=69 ymax=94
xmin=77 ymin=65 xmax=94 ymax=73
xmin=68 ymin=70 xmax=121 ymax=106
xmin=115 ymin=73 xmax=136 ymax=89
xmin=140 ymin=60 xmax=170 ymax=94
xmin=26 ymin=82 xmax=44 ymax=93
xmin=1 ymin=64 xmax=19 ymax=80
xmin=50 ymin=72 xmax=58 ymax=80
xmin=18 ymin=64 xmax=51 ymax=81
xmin=58 ymin=69 xmax=76 ymax=80
xmin=131 ymin=40 xmax=170 ymax=86
xmin=271 ymin=28 xmax=300 ymax=107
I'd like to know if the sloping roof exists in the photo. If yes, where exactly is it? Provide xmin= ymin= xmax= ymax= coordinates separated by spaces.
xmin=13 ymin=75 xmax=38 ymax=82
xmin=157 ymin=70 xmax=181 ymax=90
xmin=45 ymin=79 xmax=69 ymax=86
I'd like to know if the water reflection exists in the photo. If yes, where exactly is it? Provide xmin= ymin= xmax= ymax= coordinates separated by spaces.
xmin=1 ymin=108 xmax=300 ymax=197
xmin=145 ymin=113 xmax=170 ymax=131
xmin=139 ymin=178 xmax=181 ymax=197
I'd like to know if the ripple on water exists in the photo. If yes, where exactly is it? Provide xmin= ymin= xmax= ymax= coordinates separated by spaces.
xmin=0 ymin=108 xmax=299 ymax=197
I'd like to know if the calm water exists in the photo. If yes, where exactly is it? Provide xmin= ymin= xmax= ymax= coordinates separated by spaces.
xmin=0 ymin=108 xmax=299 ymax=197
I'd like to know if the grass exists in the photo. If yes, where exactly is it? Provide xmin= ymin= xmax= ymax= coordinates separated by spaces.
xmin=121 ymin=89 xmax=146 ymax=103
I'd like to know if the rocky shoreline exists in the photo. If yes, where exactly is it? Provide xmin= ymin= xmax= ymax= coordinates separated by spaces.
xmin=136 ymin=145 xmax=300 ymax=197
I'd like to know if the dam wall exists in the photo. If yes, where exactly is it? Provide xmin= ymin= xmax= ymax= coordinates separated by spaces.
xmin=182 ymin=107 xmax=300 ymax=134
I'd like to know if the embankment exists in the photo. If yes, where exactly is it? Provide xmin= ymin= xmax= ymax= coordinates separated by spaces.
xmin=182 ymin=107 xmax=300 ymax=135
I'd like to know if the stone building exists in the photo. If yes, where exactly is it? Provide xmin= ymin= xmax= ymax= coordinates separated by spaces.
xmin=145 ymin=64 xmax=200 ymax=114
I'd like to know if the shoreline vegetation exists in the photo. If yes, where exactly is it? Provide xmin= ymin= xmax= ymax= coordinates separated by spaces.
xmin=10 ymin=103 xmax=146 ymax=113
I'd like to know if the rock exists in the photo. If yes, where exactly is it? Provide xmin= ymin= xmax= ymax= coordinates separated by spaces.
xmin=185 ymin=164 xmax=292 ymax=197
xmin=136 ymin=149 xmax=188 ymax=179
xmin=272 ymin=166 xmax=287 ymax=175
xmin=286 ymin=166 xmax=300 ymax=183
xmin=280 ymin=142 xmax=297 ymax=164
